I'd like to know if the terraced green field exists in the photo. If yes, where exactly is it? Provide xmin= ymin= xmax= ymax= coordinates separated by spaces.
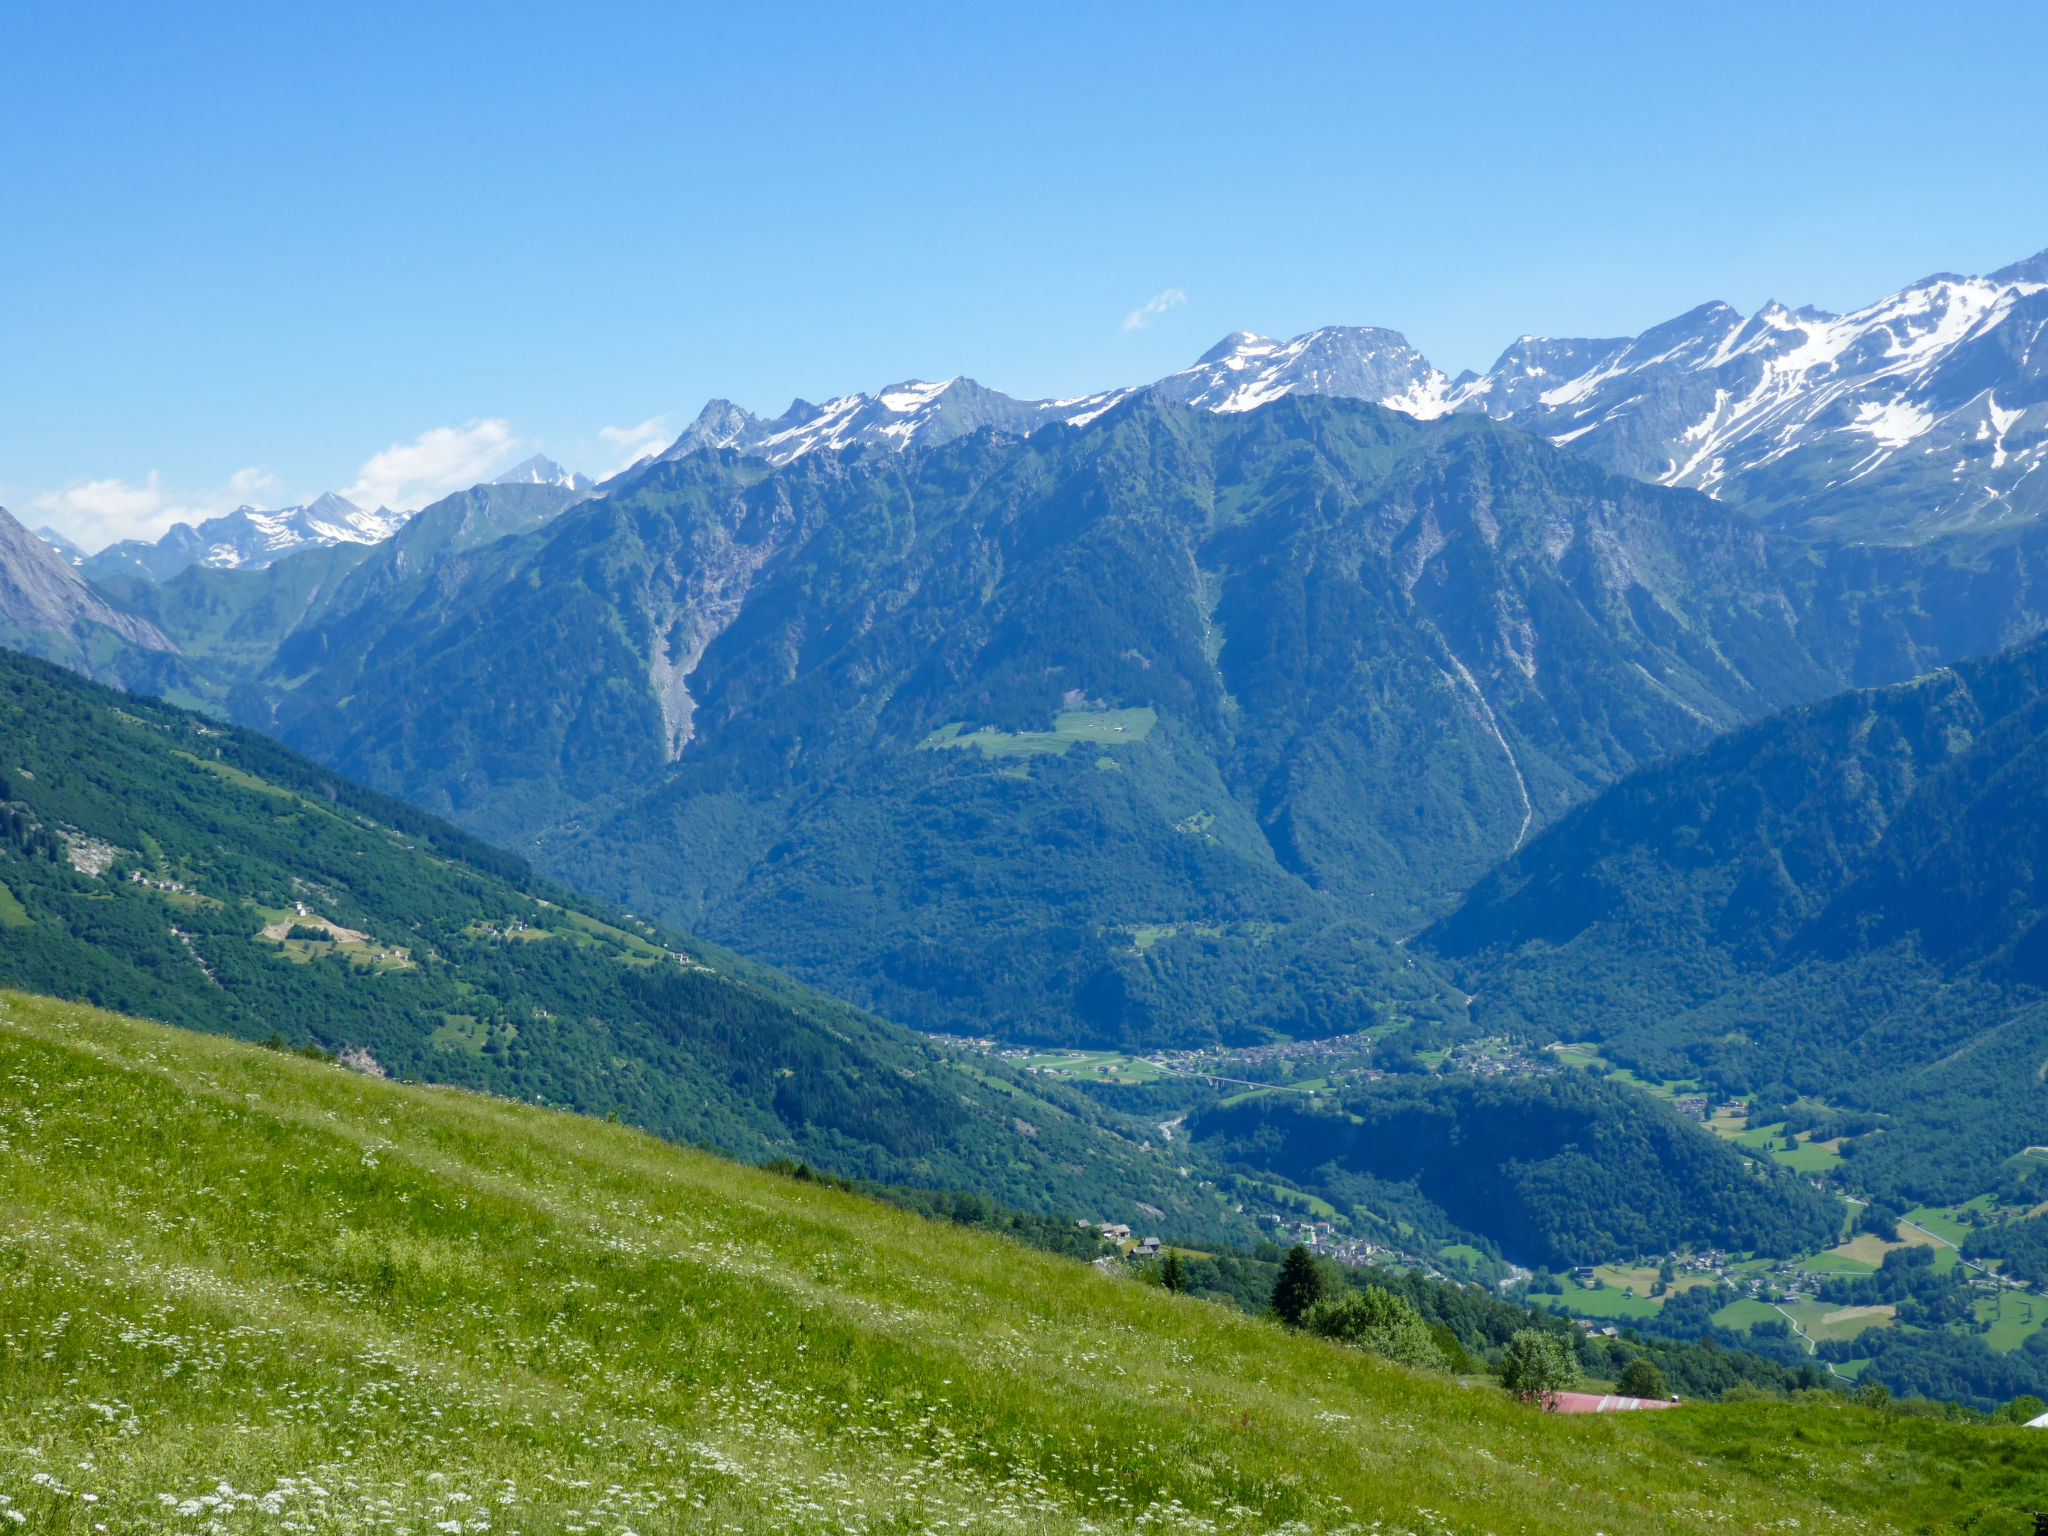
xmin=919 ymin=708 xmax=1158 ymax=759
xmin=9 ymin=989 xmax=2048 ymax=1535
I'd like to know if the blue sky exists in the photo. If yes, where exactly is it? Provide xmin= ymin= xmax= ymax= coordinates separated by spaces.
xmin=5 ymin=1 xmax=2046 ymax=547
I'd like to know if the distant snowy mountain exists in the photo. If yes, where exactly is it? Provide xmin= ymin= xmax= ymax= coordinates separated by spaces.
xmin=1152 ymin=325 xmax=1458 ymax=419
xmin=633 ymin=332 xmax=1460 ymax=475
xmin=81 ymin=493 xmax=413 ymax=583
xmin=634 ymin=247 xmax=2048 ymax=545
xmin=644 ymin=377 xmax=1126 ymax=471
xmin=492 ymin=454 xmax=594 ymax=492
xmin=1454 ymin=248 xmax=2048 ymax=539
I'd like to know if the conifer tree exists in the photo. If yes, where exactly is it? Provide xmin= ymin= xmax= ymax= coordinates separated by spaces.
xmin=1161 ymin=1249 xmax=1186 ymax=1294
xmin=1271 ymin=1244 xmax=1323 ymax=1326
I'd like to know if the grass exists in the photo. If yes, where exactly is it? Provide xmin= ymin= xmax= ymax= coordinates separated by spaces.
xmin=919 ymin=708 xmax=1158 ymax=760
xmin=1016 ymin=1050 xmax=1167 ymax=1085
xmin=1528 ymin=1277 xmax=1663 ymax=1320
xmin=10 ymin=991 xmax=2048 ymax=1535
xmin=1799 ymin=1251 xmax=1881 ymax=1275
xmin=1905 ymin=1206 xmax=1974 ymax=1246
xmin=1978 ymin=1291 xmax=2048 ymax=1354
xmin=1772 ymin=1137 xmax=1846 ymax=1174
xmin=1710 ymin=1298 xmax=1788 ymax=1333
xmin=1779 ymin=1301 xmax=1896 ymax=1344
xmin=0 ymin=883 xmax=28 ymax=928
xmin=428 ymin=1014 xmax=491 ymax=1055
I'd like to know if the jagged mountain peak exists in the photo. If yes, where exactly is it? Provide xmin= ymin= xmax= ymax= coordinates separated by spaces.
xmin=80 ymin=492 xmax=412 ymax=585
xmin=1444 ymin=250 xmax=2048 ymax=539
xmin=492 ymin=453 xmax=594 ymax=491
xmin=623 ymin=242 xmax=2048 ymax=542
xmin=1158 ymin=325 xmax=1456 ymax=419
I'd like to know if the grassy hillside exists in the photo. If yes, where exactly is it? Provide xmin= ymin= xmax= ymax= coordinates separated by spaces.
xmin=0 ymin=646 xmax=1224 ymax=1235
xmin=7 ymin=990 xmax=2048 ymax=1536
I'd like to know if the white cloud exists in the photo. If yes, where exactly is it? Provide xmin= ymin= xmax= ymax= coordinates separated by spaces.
xmin=21 ymin=417 xmax=526 ymax=552
xmin=227 ymin=466 xmax=280 ymax=501
xmin=599 ymin=415 xmax=674 ymax=477
xmin=343 ymin=419 xmax=521 ymax=511
xmin=1123 ymin=288 xmax=1188 ymax=331
xmin=26 ymin=465 xmax=278 ymax=551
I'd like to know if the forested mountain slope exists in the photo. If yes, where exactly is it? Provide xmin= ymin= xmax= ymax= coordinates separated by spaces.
xmin=1427 ymin=629 xmax=2048 ymax=1202
xmin=250 ymin=395 xmax=1852 ymax=1047
xmin=0 ymin=646 xmax=1216 ymax=1231
xmin=9 ymin=991 xmax=2039 ymax=1536
xmin=1189 ymin=1072 xmax=1842 ymax=1266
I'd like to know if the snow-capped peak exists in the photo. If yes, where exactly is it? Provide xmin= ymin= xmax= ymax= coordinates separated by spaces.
xmin=1154 ymin=325 xmax=1458 ymax=419
xmin=629 ymin=244 xmax=2048 ymax=542
xmin=1453 ymin=251 xmax=2048 ymax=535
xmin=493 ymin=454 xmax=595 ymax=491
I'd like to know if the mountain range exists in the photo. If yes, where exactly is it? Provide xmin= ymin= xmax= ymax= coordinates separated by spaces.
xmin=16 ymin=242 xmax=2048 ymax=1375
xmin=75 ymin=453 xmax=593 ymax=584
xmin=632 ymin=248 xmax=2048 ymax=547
xmin=4 ymin=247 xmax=2047 ymax=1055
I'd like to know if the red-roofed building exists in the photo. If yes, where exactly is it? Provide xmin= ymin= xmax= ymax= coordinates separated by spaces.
xmin=1544 ymin=1392 xmax=1679 ymax=1414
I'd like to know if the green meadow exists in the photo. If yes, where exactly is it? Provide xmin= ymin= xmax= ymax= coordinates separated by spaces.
xmin=919 ymin=708 xmax=1158 ymax=760
xmin=9 ymin=989 xmax=2048 ymax=1535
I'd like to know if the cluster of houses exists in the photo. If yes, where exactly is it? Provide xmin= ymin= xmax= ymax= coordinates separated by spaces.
xmin=1085 ymin=1221 xmax=1165 ymax=1257
xmin=1672 ymin=1096 xmax=1746 ymax=1121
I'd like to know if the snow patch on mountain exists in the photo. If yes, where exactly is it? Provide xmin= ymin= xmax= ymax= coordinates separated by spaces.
xmin=492 ymin=454 xmax=594 ymax=492
xmin=82 ymin=493 xmax=415 ymax=583
xmin=632 ymin=244 xmax=2048 ymax=541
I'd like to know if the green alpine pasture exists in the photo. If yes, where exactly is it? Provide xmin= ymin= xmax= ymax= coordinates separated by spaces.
xmin=10 ymin=990 xmax=2048 ymax=1536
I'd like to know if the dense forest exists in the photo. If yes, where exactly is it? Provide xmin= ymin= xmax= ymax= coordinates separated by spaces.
xmin=1428 ymin=632 xmax=2048 ymax=1205
xmin=1188 ymin=1072 xmax=1842 ymax=1265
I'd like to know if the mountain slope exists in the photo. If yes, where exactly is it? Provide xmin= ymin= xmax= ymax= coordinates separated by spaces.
xmin=1189 ymin=1071 xmax=1842 ymax=1267
xmin=0 ymin=502 xmax=182 ymax=691
xmin=0 ymin=644 xmax=1218 ymax=1230
xmin=250 ymin=395 xmax=1846 ymax=1048
xmin=11 ymin=989 xmax=2035 ymax=1535
xmin=93 ymin=478 xmax=595 ymax=709
xmin=1425 ymin=627 xmax=2048 ymax=1202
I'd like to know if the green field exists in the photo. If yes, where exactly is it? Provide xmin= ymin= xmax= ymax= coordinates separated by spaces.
xmin=920 ymin=707 xmax=1159 ymax=759
xmin=14 ymin=991 xmax=2048 ymax=1533
xmin=1771 ymin=1137 xmax=1845 ymax=1174
xmin=1015 ymin=1048 xmax=1167 ymax=1085
xmin=1979 ymin=1291 xmax=2048 ymax=1353
xmin=1712 ymin=1298 xmax=1791 ymax=1334
xmin=1779 ymin=1301 xmax=1896 ymax=1344
xmin=1906 ymin=1205 xmax=1975 ymax=1246
xmin=1802 ymin=1253 xmax=1875 ymax=1277
xmin=1528 ymin=1276 xmax=1664 ymax=1320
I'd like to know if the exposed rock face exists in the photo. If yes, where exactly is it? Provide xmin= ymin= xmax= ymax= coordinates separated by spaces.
xmin=0 ymin=504 xmax=179 ymax=686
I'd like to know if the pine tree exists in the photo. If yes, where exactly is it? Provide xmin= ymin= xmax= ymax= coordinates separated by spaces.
xmin=1271 ymin=1244 xmax=1323 ymax=1326
xmin=1161 ymin=1249 xmax=1186 ymax=1294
